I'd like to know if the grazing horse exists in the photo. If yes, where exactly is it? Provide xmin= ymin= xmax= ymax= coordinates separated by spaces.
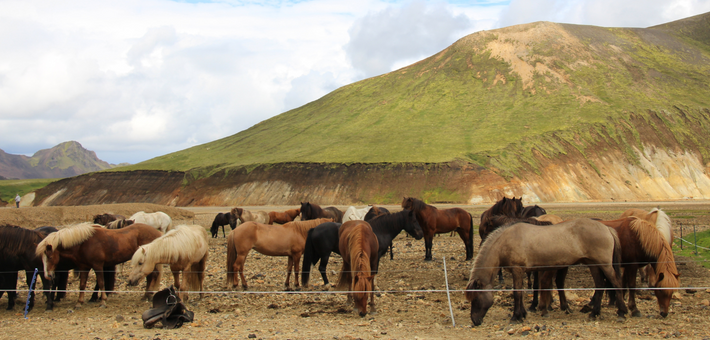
xmin=226 ymin=218 xmax=332 ymax=290
xmin=130 ymin=211 xmax=172 ymax=233
xmin=93 ymin=213 xmax=125 ymax=226
xmin=401 ymin=197 xmax=474 ymax=261
xmin=0 ymin=225 xmax=54 ymax=311
xmin=300 ymin=202 xmax=344 ymax=223
xmin=596 ymin=217 xmax=680 ymax=317
xmin=342 ymin=206 xmax=373 ymax=222
xmin=336 ymin=220 xmax=379 ymax=317
xmin=268 ymin=208 xmax=301 ymax=225
xmin=36 ymin=223 xmax=163 ymax=307
xmin=210 ymin=212 xmax=237 ymax=238
xmin=301 ymin=209 xmax=423 ymax=287
xmin=128 ymin=225 xmax=209 ymax=302
xmin=465 ymin=218 xmax=628 ymax=326
xmin=106 ymin=219 xmax=134 ymax=229
xmin=478 ymin=197 xmax=524 ymax=244
xmin=620 ymin=208 xmax=673 ymax=286
xmin=232 ymin=207 xmax=271 ymax=224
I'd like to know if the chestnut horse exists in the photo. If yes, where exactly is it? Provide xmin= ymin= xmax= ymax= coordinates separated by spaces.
xmin=465 ymin=218 xmax=628 ymax=326
xmin=226 ymin=218 xmax=332 ymax=290
xmin=595 ymin=217 xmax=680 ymax=317
xmin=336 ymin=220 xmax=379 ymax=317
xmin=401 ymin=197 xmax=473 ymax=261
xmin=620 ymin=208 xmax=673 ymax=286
xmin=300 ymin=202 xmax=344 ymax=223
xmin=268 ymin=208 xmax=301 ymax=225
xmin=36 ymin=223 xmax=162 ymax=307
xmin=232 ymin=207 xmax=271 ymax=224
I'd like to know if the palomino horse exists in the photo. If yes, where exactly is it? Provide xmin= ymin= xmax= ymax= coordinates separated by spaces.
xmin=128 ymin=224 xmax=209 ymax=302
xmin=301 ymin=209 xmax=423 ymax=287
xmin=268 ymin=208 xmax=301 ymax=225
xmin=595 ymin=217 xmax=680 ymax=317
xmin=401 ymin=197 xmax=474 ymax=261
xmin=226 ymin=218 xmax=332 ymax=290
xmin=36 ymin=223 xmax=162 ymax=307
xmin=210 ymin=212 xmax=237 ymax=238
xmin=336 ymin=220 xmax=379 ymax=317
xmin=465 ymin=218 xmax=628 ymax=326
xmin=232 ymin=207 xmax=271 ymax=224
xmin=130 ymin=211 xmax=172 ymax=233
xmin=300 ymin=202 xmax=344 ymax=223
xmin=0 ymin=225 xmax=55 ymax=311
xmin=342 ymin=206 xmax=373 ymax=222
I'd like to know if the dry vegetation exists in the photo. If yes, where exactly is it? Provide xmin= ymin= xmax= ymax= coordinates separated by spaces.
xmin=1 ymin=203 xmax=710 ymax=339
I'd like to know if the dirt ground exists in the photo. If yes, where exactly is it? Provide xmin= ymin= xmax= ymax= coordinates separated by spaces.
xmin=1 ymin=202 xmax=710 ymax=340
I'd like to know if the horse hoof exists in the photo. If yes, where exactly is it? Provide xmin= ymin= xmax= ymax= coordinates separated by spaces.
xmin=632 ymin=310 xmax=642 ymax=318
xmin=99 ymin=304 xmax=107 ymax=308
xmin=580 ymin=305 xmax=593 ymax=313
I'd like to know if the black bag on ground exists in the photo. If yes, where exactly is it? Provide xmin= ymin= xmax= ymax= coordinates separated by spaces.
xmin=141 ymin=286 xmax=194 ymax=329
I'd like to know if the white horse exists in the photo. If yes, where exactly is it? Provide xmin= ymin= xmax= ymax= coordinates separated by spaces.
xmin=127 ymin=224 xmax=209 ymax=301
xmin=342 ymin=206 xmax=373 ymax=222
xmin=129 ymin=211 xmax=172 ymax=233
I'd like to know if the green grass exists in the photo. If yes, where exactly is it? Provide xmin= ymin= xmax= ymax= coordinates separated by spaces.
xmin=0 ymin=178 xmax=58 ymax=204
xmin=674 ymin=229 xmax=710 ymax=269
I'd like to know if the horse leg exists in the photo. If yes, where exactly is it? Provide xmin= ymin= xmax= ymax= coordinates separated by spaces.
xmin=76 ymin=270 xmax=90 ymax=308
xmin=528 ymin=271 xmax=538 ymax=312
xmin=294 ymin=254 xmax=302 ymax=289
xmin=144 ymin=266 xmax=161 ymax=300
xmin=389 ymin=244 xmax=394 ymax=260
xmin=236 ymin=255 xmax=248 ymax=290
xmin=624 ymin=265 xmax=642 ymax=317
xmin=538 ymin=271 xmax=555 ymax=316
xmin=93 ymin=267 xmax=108 ymax=307
xmin=555 ymin=268 xmax=571 ymax=314
xmin=497 ymin=269 xmax=504 ymax=286
xmin=0 ymin=273 xmax=17 ymax=310
xmin=369 ymin=276 xmax=377 ymax=314
xmin=424 ymin=234 xmax=434 ymax=261
xmin=599 ymin=264 xmax=629 ymax=318
xmin=170 ymin=264 xmax=184 ymax=300
xmin=285 ymin=257 xmax=293 ymax=291
xmin=510 ymin=268 xmax=527 ymax=323
xmin=318 ymin=253 xmax=331 ymax=286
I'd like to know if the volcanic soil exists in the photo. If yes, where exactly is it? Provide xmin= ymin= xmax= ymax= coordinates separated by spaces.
xmin=1 ymin=202 xmax=710 ymax=339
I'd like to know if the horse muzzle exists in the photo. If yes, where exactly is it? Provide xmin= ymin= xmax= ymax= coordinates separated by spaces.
xmin=660 ymin=311 xmax=668 ymax=318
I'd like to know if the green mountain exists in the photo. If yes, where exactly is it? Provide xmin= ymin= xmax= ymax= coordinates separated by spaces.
xmin=0 ymin=141 xmax=116 ymax=180
xmin=121 ymin=13 xmax=710 ymax=180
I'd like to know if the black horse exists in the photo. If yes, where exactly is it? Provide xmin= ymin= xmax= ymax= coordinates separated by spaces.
xmin=300 ymin=202 xmax=344 ymax=223
xmin=521 ymin=205 xmax=547 ymax=218
xmin=301 ymin=209 xmax=423 ymax=287
xmin=210 ymin=212 xmax=237 ymax=238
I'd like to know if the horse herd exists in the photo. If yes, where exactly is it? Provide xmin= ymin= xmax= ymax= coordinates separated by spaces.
xmin=0 ymin=198 xmax=681 ymax=327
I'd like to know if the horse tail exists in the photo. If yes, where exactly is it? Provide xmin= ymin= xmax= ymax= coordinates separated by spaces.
xmin=468 ymin=212 xmax=475 ymax=257
xmin=301 ymin=228 xmax=317 ymax=287
xmin=608 ymin=226 xmax=623 ymax=283
xmin=335 ymin=261 xmax=351 ymax=291
xmin=226 ymin=232 xmax=237 ymax=286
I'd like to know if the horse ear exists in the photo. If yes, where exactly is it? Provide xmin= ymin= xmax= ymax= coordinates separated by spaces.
xmin=141 ymin=247 xmax=146 ymax=254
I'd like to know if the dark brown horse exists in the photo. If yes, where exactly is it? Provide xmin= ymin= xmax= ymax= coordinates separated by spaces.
xmin=92 ymin=213 xmax=125 ymax=226
xmin=300 ymin=202 xmax=344 ymax=223
xmin=36 ymin=223 xmax=163 ymax=307
xmin=478 ymin=197 xmax=524 ymax=244
xmin=401 ymin=197 xmax=473 ymax=261
xmin=269 ymin=208 xmax=301 ymax=225
xmin=210 ymin=212 xmax=237 ymax=238
xmin=336 ymin=220 xmax=379 ymax=317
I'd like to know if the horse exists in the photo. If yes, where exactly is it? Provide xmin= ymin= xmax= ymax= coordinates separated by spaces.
xmin=226 ymin=218 xmax=332 ymax=290
xmin=620 ymin=208 xmax=673 ymax=286
xmin=106 ymin=219 xmax=134 ymax=229
xmin=232 ymin=207 xmax=271 ymax=224
xmin=92 ymin=213 xmax=125 ymax=226
xmin=521 ymin=205 xmax=547 ymax=218
xmin=301 ymin=209 xmax=423 ymax=287
xmin=363 ymin=206 xmax=390 ymax=221
xmin=336 ymin=220 xmax=379 ymax=317
xmin=0 ymin=225 xmax=55 ymax=312
xmin=594 ymin=217 xmax=680 ymax=317
xmin=210 ymin=212 xmax=237 ymax=238
xmin=401 ymin=197 xmax=474 ymax=261
xmin=33 ymin=227 xmax=72 ymax=304
xmin=300 ymin=202 xmax=344 ymax=223
xmin=36 ymin=223 xmax=163 ymax=307
xmin=478 ymin=197 xmax=524 ymax=244
xmin=465 ymin=218 xmax=628 ymax=326
xmin=129 ymin=211 xmax=172 ymax=233
xmin=268 ymin=208 xmax=301 ymax=225
xmin=342 ymin=206 xmax=373 ymax=222
xmin=128 ymin=225 xmax=209 ymax=302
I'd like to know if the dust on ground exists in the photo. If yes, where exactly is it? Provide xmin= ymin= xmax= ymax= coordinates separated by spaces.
xmin=1 ymin=202 xmax=710 ymax=339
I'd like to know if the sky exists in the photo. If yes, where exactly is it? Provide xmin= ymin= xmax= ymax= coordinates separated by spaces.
xmin=1 ymin=0 xmax=709 ymax=164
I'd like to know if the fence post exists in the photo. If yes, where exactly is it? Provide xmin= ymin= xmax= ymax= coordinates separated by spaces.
xmin=23 ymin=268 xmax=38 ymax=319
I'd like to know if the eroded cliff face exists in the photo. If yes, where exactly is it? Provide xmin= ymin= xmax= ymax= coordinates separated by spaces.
xmin=29 ymin=143 xmax=710 ymax=207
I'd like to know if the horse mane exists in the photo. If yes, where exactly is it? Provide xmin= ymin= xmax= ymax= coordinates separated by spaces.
xmin=471 ymin=224 xmax=510 ymax=276
xmin=406 ymin=197 xmax=434 ymax=212
xmin=349 ymin=226 xmax=373 ymax=295
xmin=367 ymin=210 xmax=408 ymax=230
xmin=285 ymin=218 xmax=332 ymax=237
xmin=492 ymin=215 xmax=552 ymax=228
xmin=650 ymin=208 xmax=673 ymax=245
xmin=35 ymin=222 xmax=97 ymax=256
xmin=628 ymin=218 xmax=680 ymax=288
xmin=134 ymin=225 xmax=205 ymax=265
xmin=0 ymin=225 xmax=43 ymax=256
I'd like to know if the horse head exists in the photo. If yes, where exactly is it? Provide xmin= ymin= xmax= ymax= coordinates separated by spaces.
xmin=39 ymin=244 xmax=61 ymax=281
xmin=127 ymin=246 xmax=151 ymax=286
xmin=404 ymin=209 xmax=424 ymax=240
xmin=353 ymin=273 xmax=374 ymax=317
xmin=653 ymin=265 xmax=680 ymax=317
xmin=300 ymin=202 xmax=313 ymax=219
xmin=465 ymin=278 xmax=494 ymax=326
xmin=231 ymin=208 xmax=243 ymax=221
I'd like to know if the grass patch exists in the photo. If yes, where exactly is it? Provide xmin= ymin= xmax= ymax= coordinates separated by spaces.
xmin=0 ymin=179 xmax=58 ymax=204
xmin=674 ymin=229 xmax=710 ymax=269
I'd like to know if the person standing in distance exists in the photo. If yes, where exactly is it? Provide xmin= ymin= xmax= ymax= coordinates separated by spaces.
xmin=15 ymin=193 xmax=20 ymax=208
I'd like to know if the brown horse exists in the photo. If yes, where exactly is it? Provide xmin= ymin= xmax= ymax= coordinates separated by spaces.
xmin=401 ymin=197 xmax=474 ymax=261
xmin=36 ymin=223 xmax=163 ymax=307
xmin=300 ymin=202 xmax=344 ymax=223
xmin=478 ymin=197 xmax=524 ymax=244
xmin=465 ymin=218 xmax=628 ymax=326
xmin=336 ymin=220 xmax=379 ymax=317
xmin=232 ymin=207 xmax=271 ymax=224
xmin=620 ymin=208 xmax=673 ymax=286
xmin=92 ymin=213 xmax=125 ymax=226
xmin=596 ymin=217 xmax=680 ymax=317
xmin=226 ymin=218 xmax=332 ymax=290
xmin=269 ymin=208 xmax=301 ymax=224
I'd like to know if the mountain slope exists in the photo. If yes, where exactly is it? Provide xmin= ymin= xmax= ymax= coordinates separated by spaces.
xmin=124 ymin=13 xmax=710 ymax=177
xmin=0 ymin=141 xmax=114 ymax=179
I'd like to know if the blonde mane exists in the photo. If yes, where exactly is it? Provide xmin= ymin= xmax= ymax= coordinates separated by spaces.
xmin=284 ymin=218 xmax=333 ymax=237
xmin=35 ymin=222 xmax=98 ymax=256
xmin=132 ymin=225 xmax=207 ymax=266
xmin=649 ymin=208 xmax=673 ymax=245
xmin=629 ymin=218 xmax=680 ymax=288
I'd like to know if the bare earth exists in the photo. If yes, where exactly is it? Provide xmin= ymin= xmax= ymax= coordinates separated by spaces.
xmin=1 ymin=202 xmax=710 ymax=340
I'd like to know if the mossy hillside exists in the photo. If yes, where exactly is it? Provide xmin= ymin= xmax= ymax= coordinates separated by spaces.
xmin=0 ymin=178 xmax=58 ymax=204
xmin=115 ymin=16 xmax=710 ymax=179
